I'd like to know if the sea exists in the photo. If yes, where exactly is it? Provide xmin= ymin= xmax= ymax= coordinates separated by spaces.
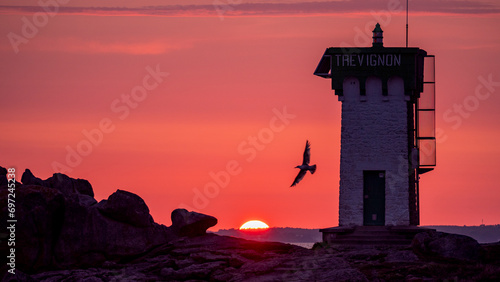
xmin=289 ymin=242 xmax=315 ymax=249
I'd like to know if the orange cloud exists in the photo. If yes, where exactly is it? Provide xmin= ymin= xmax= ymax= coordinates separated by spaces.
xmin=12 ymin=37 xmax=191 ymax=54
xmin=60 ymin=40 xmax=182 ymax=55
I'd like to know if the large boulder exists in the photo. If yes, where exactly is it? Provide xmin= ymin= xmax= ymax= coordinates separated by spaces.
xmin=97 ymin=189 xmax=154 ymax=227
xmin=412 ymin=231 xmax=482 ymax=261
xmin=53 ymin=203 xmax=173 ymax=269
xmin=171 ymin=209 xmax=218 ymax=237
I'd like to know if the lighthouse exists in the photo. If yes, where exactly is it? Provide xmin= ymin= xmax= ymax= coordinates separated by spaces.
xmin=315 ymin=24 xmax=436 ymax=244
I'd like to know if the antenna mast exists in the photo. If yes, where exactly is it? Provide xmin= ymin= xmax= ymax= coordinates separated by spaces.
xmin=406 ymin=0 xmax=409 ymax=47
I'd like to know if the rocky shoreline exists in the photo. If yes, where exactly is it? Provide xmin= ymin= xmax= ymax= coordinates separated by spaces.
xmin=5 ymin=235 xmax=500 ymax=281
xmin=1 ymin=168 xmax=499 ymax=281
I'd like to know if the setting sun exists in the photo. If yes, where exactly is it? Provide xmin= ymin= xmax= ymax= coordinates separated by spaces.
xmin=239 ymin=220 xmax=270 ymax=230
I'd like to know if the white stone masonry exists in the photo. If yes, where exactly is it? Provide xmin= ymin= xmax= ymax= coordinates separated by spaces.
xmin=338 ymin=76 xmax=410 ymax=226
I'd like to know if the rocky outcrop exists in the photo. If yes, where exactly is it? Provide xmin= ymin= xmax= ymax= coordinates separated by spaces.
xmin=1 ymin=185 xmax=65 ymax=273
xmin=171 ymin=208 xmax=218 ymax=237
xmin=18 ymin=234 xmax=500 ymax=281
xmin=46 ymin=173 xmax=94 ymax=198
xmin=97 ymin=189 xmax=154 ymax=227
xmin=21 ymin=169 xmax=94 ymax=198
xmin=412 ymin=231 xmax=482 ymax=261
xmin=0 ymin=169 xmax=179 ymax=274
xmin=52 ymin=193 xmax=173 ymax=269
xmin=20 ymin=169 xmax=44 ymax=186
xmin=27 ymin=234 xmax=369 ymax=281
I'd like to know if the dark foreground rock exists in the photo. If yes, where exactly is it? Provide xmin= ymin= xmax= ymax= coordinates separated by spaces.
xmin=171 ymin=208 xmax=218 ymax=237
xmin=24 ymin=235 xmax=369 ymax=281
xmin=96 ymin=189 xmax=154 ymax=227
xmin=0 ymin=166 xmax=8 ymax=186
xmin=5 ymin=235 xmax=499 ymax=281
xmin=0 ymin=169 xmax=176 ymax=274
xmin=412 ymin=230 xmax=482 ymax=261
xmin=20 ymin=169 xmax=94 ymax=198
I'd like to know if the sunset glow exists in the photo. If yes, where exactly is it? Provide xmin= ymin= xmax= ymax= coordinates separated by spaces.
xmin=240 ymin=220 xmax=270 ymax=230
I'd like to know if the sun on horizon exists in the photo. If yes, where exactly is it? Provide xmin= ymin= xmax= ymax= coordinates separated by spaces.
xmin=239 ymin=220 xmax=270 ymax=230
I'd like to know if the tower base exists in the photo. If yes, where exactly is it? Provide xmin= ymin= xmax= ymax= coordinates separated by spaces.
xmin=320 ymin=226 xmax=435 ymax=246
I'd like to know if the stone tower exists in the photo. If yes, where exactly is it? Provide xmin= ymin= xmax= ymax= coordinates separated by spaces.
xmin=314 ymin=23 xmax=436 ymax=231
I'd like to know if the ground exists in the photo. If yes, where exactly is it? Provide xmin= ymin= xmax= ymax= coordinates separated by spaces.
xmin=7 ymin=234 xmax=499 ymax=281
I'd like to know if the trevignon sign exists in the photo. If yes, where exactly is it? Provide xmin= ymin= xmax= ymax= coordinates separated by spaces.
xmin=334 ymin=54 xmax=402 ymax=67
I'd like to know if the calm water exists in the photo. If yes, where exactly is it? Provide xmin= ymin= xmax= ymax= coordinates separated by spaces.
xmin=289 ymin=242 xmax=315 ymax=249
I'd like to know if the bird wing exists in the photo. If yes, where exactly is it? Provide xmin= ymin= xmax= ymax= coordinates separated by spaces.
xmin=302 ymin=140 xmax=311 ymax=165
xmin=290 ymin=169 xmax=307 ymax=187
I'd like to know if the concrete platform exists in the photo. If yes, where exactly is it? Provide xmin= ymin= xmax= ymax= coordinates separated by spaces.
xmin=320 ymin=226 xmax=435 ymax=246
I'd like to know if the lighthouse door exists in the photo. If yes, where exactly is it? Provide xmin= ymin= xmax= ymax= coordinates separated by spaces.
xmin=363 ymin=171 xmax=386 ymax=226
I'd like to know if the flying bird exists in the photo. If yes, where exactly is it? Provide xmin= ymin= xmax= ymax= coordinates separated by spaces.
xmin=290 ymin=140 xmax=317 ymax=187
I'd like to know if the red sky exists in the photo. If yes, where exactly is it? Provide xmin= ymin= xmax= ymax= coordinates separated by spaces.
xmin=1 ymin=0 xmax=500 ymax=230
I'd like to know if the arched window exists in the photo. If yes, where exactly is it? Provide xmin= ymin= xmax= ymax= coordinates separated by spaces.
xmin=366 ymin=76 xmax=382 ymax=101
xmin=388 ymin=76 xmax=405 ymax=101
xmin=342 ymin=77 xmax=360 ymax=102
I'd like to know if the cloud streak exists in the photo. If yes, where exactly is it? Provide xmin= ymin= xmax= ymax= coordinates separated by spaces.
xmin=1 ymin=0 xmax=499 ymax=17
xmin=35 ymin=39 xmax=188 ymax=55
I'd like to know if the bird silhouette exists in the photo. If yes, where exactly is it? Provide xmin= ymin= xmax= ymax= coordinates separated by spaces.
xmin=290 ymin=140 xmax=317 ymax=187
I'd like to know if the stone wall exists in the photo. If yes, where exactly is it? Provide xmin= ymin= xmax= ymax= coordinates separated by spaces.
xmin=338 ymin=76 xmax=410 ymax=226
